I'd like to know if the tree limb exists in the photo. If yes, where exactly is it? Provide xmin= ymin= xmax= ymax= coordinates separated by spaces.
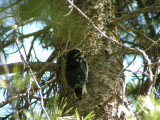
xmin=0 ymin=62 xmax=57 ymax=75
xmin=3 ymin=26 xmax=51 ymax=48
xmin=0 ymin=92 xmax=48 ymax=107
xmin=111 ymin=6 xmax=160 ymax=24
xmin=0 ymin=0 xmax=23 ymax=13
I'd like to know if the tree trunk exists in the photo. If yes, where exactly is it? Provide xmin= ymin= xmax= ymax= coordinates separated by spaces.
xmin=58 ymin=0 xmax=124 ymax=119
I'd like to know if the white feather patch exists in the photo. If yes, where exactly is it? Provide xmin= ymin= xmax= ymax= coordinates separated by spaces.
xmin=82 ymin=82 xmax=87 ymax=95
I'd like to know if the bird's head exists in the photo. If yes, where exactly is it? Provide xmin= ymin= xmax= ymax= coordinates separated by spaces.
xmin=67 ymin=48 xmax=86 ymax=59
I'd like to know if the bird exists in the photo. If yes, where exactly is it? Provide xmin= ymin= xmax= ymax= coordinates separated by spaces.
xmin=65 ymin=48 xmax=88 ymax=100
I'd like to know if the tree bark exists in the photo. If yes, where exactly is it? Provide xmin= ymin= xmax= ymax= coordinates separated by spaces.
xmin=58 ymin=0 xmax=124 ymax=119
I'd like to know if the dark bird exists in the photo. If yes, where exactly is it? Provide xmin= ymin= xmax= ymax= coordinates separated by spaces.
xmin=65 ymin=48 xmax=88 ymax=100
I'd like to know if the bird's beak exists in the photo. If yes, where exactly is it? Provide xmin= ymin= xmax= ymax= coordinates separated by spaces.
xmin=74 ymin=51 xmax=87 ymax=58
xmin=79 ymin=51 xmax=87 ymax=58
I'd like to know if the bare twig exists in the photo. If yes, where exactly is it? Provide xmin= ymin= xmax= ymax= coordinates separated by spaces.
xmin=64 ymin=0 xmax=74 ymax=16
xmin=15 ymin=37 xmax=50 ymax=120
xmin=145 ymin=39 xmax=160 ymax=51
xmin=41 ymin=72 xmax=57 ymax=89
xmin=153 ymin=57 xmax=160 ymax=86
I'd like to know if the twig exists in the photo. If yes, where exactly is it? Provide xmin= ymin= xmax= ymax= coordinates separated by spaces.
xmin=0 ymin=0 xmax=23 ymax=13
xmin=0 ymin=62 xmax=57 ymax=75
xmin=153 ymin=57 xmax=160 ymax=86
xmin=41 ymin=72 xmax=57 ymax=89
xmin=118 ymin=25 xmax=155 ymax=43
xmin=111 ymin=6 xmax=160 ymax=24
xmin=145 ymin=39 xmax=160 ymax=51
xmin=64 ymin=0 xmax=74 ymax=16
xmin=0 ymin=92 xmax=48 ymax=107
xmin=15 ymin=36 xmax=50 ymax=120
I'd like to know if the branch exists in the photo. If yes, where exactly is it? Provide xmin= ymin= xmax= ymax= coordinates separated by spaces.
xmin=118 ymin=24 xmax=155 ymax=43
xmin=0 ymin=93 xmax=27 ymax=107
xmin=3 ymin=26 xmax=51 ymax=48
xmin=0 ymin=0 xmax=23 ymax=13
xmin=20 ymin=26 xmax=51 ymax=39
xmin=16 ymin=37 xmax=50 ymax=120
xmin=41 ymin=71 xmax=57 ymax=89
xmin=111 ymin=6 xmax=160 ymax=24
xmin=0 ymin=62 xmax=57 ymax=75
xmin=35 ymin=50 xmax=57 ymax=84
xmin=0 ymin=92 xmax=48 ymax=107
